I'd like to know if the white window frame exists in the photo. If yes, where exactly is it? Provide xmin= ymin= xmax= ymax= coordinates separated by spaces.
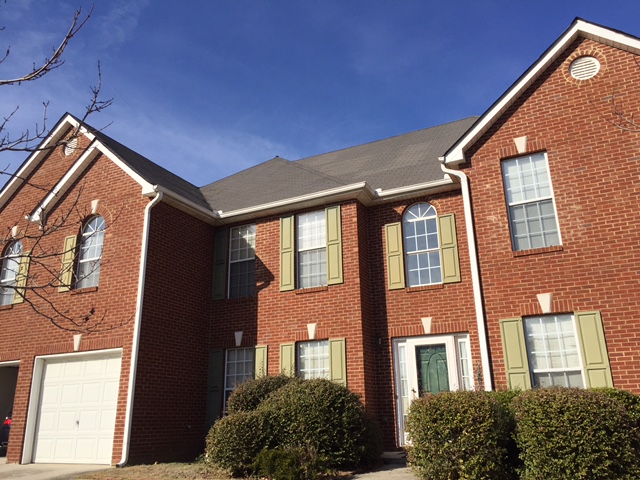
xmin=403 ymin=203 xmax=442 ymax=287
xmin=296 ymin=211 xmax=327 ymax=289
xmin=0 ymin=241 xmax=22 ymax=306
xmin=224 ymin=347 xmax=255 ymax=408
xmin=297 ymin=340 xmax=329 ymax=379
xmin=228 ymin=224 xmax=256 ymax=298
xmin=76 ymin=216 xmax=105 ymax=289
xmin=501 ymin=152 xmax=561 ymax=251
xmin=523 ymin=314 xmax=585 ymax=388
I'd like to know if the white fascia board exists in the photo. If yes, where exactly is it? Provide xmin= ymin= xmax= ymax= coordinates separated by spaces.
xmin=444 ymin=19 xmax=640 ymax=166
xmin=215 ymin=177 xmax=458 ymax=225
xmin=144 ymin=185 xmax=218 ymax=224
xmin=216 ymin=182 xmax=375 ymax=224
xmin=0 ymin=114 xmax=92 ymax=209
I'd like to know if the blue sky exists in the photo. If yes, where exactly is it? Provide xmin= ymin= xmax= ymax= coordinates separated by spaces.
xmin=2 ymin=1 xmax=639 ymax=187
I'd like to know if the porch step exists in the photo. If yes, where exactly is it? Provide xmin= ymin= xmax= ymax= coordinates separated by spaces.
xmin=381 ymin=451 xmax=407 ymax=465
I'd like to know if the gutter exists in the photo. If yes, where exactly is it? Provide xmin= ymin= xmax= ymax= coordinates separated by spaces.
xmin=439 ymin=159 xmax=493 ymax=391
xmin=118 ymin=191 xmax=164 ymax=467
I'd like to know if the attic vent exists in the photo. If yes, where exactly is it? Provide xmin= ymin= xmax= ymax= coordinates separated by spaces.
xmin=64 ymin=137 xmax=78 ymax=156
xmin=569 ymin=56 xmax=600 ymax=80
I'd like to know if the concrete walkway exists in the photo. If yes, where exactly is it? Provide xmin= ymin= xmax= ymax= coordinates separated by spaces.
xmin=0 ymin=456 xmax=110 ymax=480
xmin=354 ymin=462 xmax=417 ymax=480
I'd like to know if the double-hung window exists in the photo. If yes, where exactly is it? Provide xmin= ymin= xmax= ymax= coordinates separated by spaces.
xmin=502 ymin=152 xmax=560 ymax=251
xmin=524 ymin=314 xmax=583 ymax=388
xmin=297 ymin=211 xmax=327 ymax=289
xmin=228 ymin=224 xmax=256 ymax=298
xmin=403 ymin=203 xmax=442 ymax=286
xmin=297 ymin=340 xmax=329 ymax=379
xmin=224 ymin=347 xmax=255 ymax=405
xmin=0 ymin=241 xmax=22 ymax=306
xmin=500 ymin=311 xmax=613 ymax=391
xmin=76 ymin=216 xmax=106 ymax=289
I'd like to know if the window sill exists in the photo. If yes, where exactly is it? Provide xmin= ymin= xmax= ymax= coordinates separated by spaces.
xmin=295 ymin=285 xmax=328 ymax=295
xmin=405 ymin=283 xmax=444 ymax=293
xmin=0 ymin=304 xmax=13 ymax=311
xmin=71 ymin=286 xmax=99 ymax=295
xmin=225 ymin=295 xmax=256 ymax=303
xmin=513 ymin=245 xmax=564 ymax=257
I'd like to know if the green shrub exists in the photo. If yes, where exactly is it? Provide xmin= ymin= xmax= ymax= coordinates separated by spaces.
xmin=513 ymin=387 xmax=640 ymax=480
xmin=253 ymin=445 xmax=321 ymax=480
xmin=258 ymin=378 xmax=380 ymax=469
xmin=226 ymin=374 xmax=297 ymax=414
xmin=591 ymin=387 xmax=640 ymax=425
xmin=205 ymin=410 xmax=269 ymax=476
xmin=406 ymin=390 xmax=516 ymax=480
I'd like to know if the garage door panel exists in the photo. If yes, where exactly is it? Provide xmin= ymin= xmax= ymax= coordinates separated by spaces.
xmin=33 ymin=352 xmax=122 ymax=464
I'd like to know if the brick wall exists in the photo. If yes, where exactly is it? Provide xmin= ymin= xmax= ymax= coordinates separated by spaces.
xmin=127 ymin=201 xmax=214 ymax=463
xmin=465 ymin=38 xmax=640 ymax=391
xmin=0 ymin=131 xmax=147 ymax=463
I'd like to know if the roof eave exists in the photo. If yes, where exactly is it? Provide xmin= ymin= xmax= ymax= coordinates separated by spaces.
xmin=214 ymin=177 xmax=458 ymax=225
xmin=443 ymin=19 xmax=640 ymax=166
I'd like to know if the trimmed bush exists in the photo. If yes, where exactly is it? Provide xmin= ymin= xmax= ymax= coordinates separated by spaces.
xmin=591 ymin=387 xmax=640 ymax=425
xmin=406 ymin=390 xmax=516 ymax=480
xmin=258 ymin=378 xmax=381 ymax=469
xmin=253 ymin=445 xmax=321 ymax=480
xmin=513 ymin=388 xmax=640 ymax=480
xmin=205 ymin=410 xmax=269 ymax=476
xmin=226 ymin=374 xmax=296 ymax=414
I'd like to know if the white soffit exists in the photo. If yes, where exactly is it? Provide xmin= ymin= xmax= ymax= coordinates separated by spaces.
xmin=443 ymin=19 xmax=640 ymax=166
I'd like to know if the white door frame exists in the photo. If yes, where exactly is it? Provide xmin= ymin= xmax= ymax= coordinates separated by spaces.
xmin=393 ymin=334 xmax=471 ymax=446
xmin=22 ymin=348 xmax=122 ymax=464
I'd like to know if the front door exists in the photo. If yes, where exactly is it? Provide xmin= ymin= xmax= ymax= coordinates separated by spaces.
xmin=393 ymin=334 xmax=472 ymax=445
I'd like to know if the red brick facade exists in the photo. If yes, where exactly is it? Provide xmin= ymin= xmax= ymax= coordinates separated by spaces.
xmin=1 ymin=19 xmax=639 ymax=466
xmin=464 ymin=37 xmax=640 ymax=392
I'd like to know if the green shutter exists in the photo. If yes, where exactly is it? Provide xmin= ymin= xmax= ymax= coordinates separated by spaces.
xmin=213 ymin=229 xmax=228 ymax=300
xmin=255 ymin=345 xmax=268 ymax=378
xmin=12 ymin=252 xmax=30 ymax=304
xmin=329 ymin=338 xmax=347 ymax=386
xmin=385 ymin=223 xmax=405 ymax=290
xmin=206 ymin=349 xmax=224 ymax=429
xmin=439 ymin=214 xmax=461 ymax=284
xmin=499 ymin=317 xmax=532 ymax=390
xmin=280 ymin=216 xmax=295 ymax=291
xmin=326 ymin=206 xmax=343 ymax=285
xmin=575 ymin=311 xmax=613 ymax=388
xmin=59 ymin=235 xmax=77 ymax=292
xmin=280 ymin=342 xmax=295 ymax=376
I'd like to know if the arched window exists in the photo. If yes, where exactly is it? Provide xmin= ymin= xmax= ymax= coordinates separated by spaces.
xmin=76 ymin=216 xmax=106 ymax=289
xmin=0 ymin=241 xmax=22 ymax=305
xmin=403 ymin=203 xmax=442 ymax=286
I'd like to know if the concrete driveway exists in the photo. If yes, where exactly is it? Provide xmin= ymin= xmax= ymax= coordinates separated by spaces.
xmin=0 ymin=456 xmax=111 ymax=480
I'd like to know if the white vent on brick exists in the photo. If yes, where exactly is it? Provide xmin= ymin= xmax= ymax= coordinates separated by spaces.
xmin=64 ymin=137 xmax=78 ymax=156
xmin=569 ymin=56 xmax=600 ymax=80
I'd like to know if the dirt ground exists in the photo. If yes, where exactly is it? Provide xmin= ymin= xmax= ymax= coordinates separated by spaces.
xmin=76 ymin=462 xmax=227 ymax=480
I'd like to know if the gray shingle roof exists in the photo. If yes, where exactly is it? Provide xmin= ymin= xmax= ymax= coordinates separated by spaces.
xmin=90 ymin=129 xmax=211 ymax=210
xmin=200 ymin=117 xmax=477 ymax=213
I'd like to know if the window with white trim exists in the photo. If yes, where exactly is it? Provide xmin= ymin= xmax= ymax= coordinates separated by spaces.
xmin=297 ymin=211 xmax=326 ymax=288
xmin=502 ymin=152 xmax=560 ymax=251
xmin=76 ymin=216 xmax=106 ymax=289
xmin=0 ymin=241 xmax=22 ymax=306
xmin=228 ymin=224 xmax=256 ymax=298
xmin=224 ymin=347 xmax=255 ymax=406
xmin=297 ymin=340 xmax=329 ymax=379
xmin=524 ymin=314 xmax=584 ymax=388
xmin=403 ymin=203 xmax=441 ymax=286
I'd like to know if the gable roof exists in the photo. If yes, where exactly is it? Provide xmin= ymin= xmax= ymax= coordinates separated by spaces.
xmin=201 ymin=117 xmax=477 ymax=217
xmin=443 ymin=18 xmax=640 ymax=165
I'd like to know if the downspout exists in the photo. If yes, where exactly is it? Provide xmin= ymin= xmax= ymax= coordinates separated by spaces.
xmin=439 ymin=160 xmax=493 ymax=391
xmin=118 ymin=190 xmax=164 ymax=466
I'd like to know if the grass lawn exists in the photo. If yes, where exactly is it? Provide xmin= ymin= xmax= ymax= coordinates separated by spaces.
xmin=75 ymin=462 xmax=227 ymax=480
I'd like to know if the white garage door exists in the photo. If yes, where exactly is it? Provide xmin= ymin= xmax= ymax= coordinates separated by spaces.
xmin=33 ymin=352 xmax=121 ymax=464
